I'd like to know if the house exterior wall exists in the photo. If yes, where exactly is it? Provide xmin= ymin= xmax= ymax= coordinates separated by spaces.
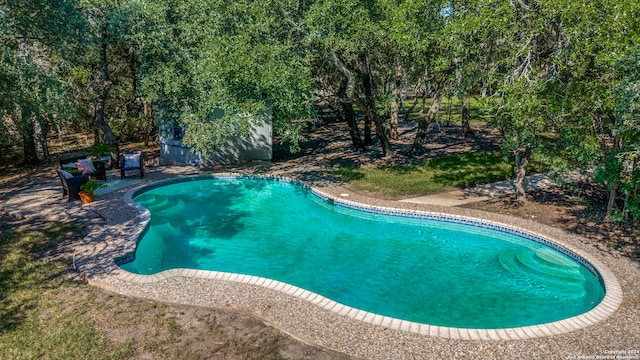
xmin=159 ymin=113 xmax=272 ymax=166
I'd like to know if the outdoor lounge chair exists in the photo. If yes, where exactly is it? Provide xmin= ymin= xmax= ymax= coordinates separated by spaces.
xmin=59 ymin=155 xmax=107 ymax=180
xmin=56 ymin=169 xmax=90 ymax=202
xmin=120 ymin=151 xmax=144 ymax=179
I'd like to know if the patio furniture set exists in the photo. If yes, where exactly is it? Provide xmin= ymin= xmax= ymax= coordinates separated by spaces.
xmin=56 ymin=151 xmax=144 ymax=202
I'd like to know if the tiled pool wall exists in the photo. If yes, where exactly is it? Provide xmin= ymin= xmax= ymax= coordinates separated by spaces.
xmin=121 ymin=174 xmax=603 ymax=286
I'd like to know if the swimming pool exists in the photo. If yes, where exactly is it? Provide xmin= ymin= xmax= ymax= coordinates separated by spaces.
xmin=120 ymin=176 xmax=606 ymax=330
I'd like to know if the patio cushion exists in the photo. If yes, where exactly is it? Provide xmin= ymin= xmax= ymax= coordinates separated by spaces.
xmin=124 ymin=153 xmax=141 ymax=168
xmin=120 ymin=151 xmax=144 ymax=179
xmin=74 ymin=158 xmax=97 ymax=174
xmin=59 ymin=170 xmax=74 ymax=179
xmin=60 ymin=155 xmax=106 ymax=180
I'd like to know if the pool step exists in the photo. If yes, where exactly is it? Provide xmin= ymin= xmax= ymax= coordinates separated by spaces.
xmin=134 ymin=193 xmax=160 ymax=205
xmin=147 ymin=195 xmax=181 ymax=217
xmin=499 ymin=248 xmax=586 ymax=297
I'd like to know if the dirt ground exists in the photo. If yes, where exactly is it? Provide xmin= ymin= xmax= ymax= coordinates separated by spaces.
xmin=1 ymin=116 xmax=638 ymax=359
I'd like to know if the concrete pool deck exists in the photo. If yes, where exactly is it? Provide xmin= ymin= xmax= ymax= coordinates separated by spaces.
xmin=2 ymin=164 xmax=639 ymax=359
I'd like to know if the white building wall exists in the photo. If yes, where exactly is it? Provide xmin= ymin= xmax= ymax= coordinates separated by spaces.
xmin=159 ymin=113 xmax=272 ymax=166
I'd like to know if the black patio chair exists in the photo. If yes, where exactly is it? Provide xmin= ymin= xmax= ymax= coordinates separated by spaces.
xmin=56 ymin=170 xmax=90 ymax=202
xmin=120 ymin=151 xmax=144 ymax=179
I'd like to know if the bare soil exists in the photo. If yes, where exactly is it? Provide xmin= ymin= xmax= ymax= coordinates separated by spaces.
xmin=1 ymin=115 xmax=638 ymax=359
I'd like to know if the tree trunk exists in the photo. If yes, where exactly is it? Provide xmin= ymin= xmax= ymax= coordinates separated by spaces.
xmin=358 ymin=53 xmax=375 ymax=146
xmin=402 ymin=84 xmax=421 ymax=122
xmin=353 ymin=97 xmax=392 ymax=157
xmin=446 ymin=97 xmax=453 ymax=125
xmin=331 ymin=52 xmax=391 ymax=157
xmin=35 ymin=118 xmax=50 ymax=162
xmin=390 ymin=95 xmax=400 ymax=140
xmin=95 ymin=31 xmax=120 ymax=165
xmin=623 ymin=193 xmax=630 ymax=222
xmin=341 ymin=101 xmax=365 ymax=151
xmin=143 ymin=103 xmax=155 ymax=147
xmin=411 ymin=85 xmax=445 ymax=155
xmin=130 ymin=51 xmax=138 ymax=97
xmin=323 ymin=97 xmax=346 ymax=122
xmin=56 ymin=123 xmax=63 ymax=141
xmin=336 ymin=76 xmax=364 ymax=150
xmin=514 ymin=146 xmax=533 ymax=203
xmin=604 ymin=183 xmax=619 ymax=222
xmin=633 ymin=159 xmax=639 ymax=222
xmin=363 ymin=116 xmax=373 ymax=145
xmin=389 ymin=62 xmax=402 ymax=140
xmin=604 ymin=135 xmax=623 ymax=222
xmin=20 ymin=107 xmax=39 ymax=165
xmin=460 ymin=93 xmax=471 ymax=138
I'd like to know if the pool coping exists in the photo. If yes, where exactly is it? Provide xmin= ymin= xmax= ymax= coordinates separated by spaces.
xmin=111 ymin=174 xmax=623 ymax=341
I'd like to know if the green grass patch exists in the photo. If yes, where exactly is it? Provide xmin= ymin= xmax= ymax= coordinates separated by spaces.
xmin=0 ymin=222 xmax=135 ymax=360
xmin=335 ymin=151 xmax=548 ymax=198
xmin=400 ymin=96 xmax=495 ymax=125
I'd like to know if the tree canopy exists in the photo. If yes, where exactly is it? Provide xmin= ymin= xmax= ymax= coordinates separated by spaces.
xmin=1 ymin=0 xmax=639 ymax=222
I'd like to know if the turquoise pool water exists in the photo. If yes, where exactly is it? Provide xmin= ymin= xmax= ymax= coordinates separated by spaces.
xmin=121 ymin=177 xmax=605 ymax=329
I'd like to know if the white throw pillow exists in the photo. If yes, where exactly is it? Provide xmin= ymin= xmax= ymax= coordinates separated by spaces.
xmin=124 ymin=153 xmax=141 ymax=168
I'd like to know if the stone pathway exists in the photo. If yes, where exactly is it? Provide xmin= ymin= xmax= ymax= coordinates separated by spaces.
xmin=1 ymin=182 xmax=106 ymax=223
xmin=94 ymin=173 xmax=142 ymax=196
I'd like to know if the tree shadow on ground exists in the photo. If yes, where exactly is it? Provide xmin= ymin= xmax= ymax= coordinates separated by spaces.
xmin=461 ymin=181 xmax=640 ymax=261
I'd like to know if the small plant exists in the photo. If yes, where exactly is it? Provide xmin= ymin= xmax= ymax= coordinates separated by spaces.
xmin=80 ymin=180 xmax=106 ymax=194
xmin=89 ymin=143 xmax=116 ymax=157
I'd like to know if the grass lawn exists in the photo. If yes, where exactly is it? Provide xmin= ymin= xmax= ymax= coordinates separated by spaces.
xmin=401 ymin=96 xmax=494 ymax=125
xmin=0 ymin=221 xmax=135 ymax=359
xmin=335 ymin=151 xmax=548 ymax=198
